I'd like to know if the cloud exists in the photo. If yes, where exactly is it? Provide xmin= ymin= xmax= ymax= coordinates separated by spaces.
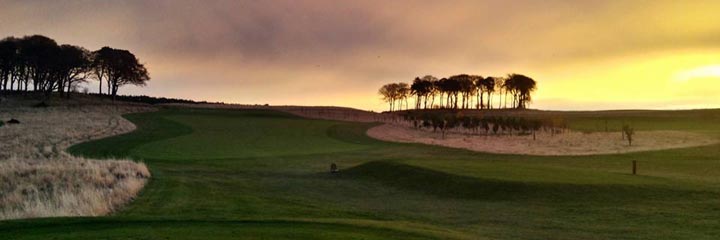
xmin=1 ymin=0 xmax=720 ymax=110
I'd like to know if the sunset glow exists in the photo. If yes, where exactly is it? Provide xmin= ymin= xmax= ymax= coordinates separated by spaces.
xmin=2 ymin=0 xmax=720 ymax=111
xmin=675 ymin=65 xmax=720 ymax=82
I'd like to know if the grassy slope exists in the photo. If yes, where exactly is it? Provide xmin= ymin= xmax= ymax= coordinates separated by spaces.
xmin=3 ymin=107 xmax=720 ymax=239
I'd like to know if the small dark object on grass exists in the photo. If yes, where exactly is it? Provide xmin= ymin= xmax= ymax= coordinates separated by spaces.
xmin=33 ymin=101 xmax=49 ymax=108
xmin=7 ymin=119 xmax=20 ymax=124
xmin=330 ymin=163 xmax=338 ymax=174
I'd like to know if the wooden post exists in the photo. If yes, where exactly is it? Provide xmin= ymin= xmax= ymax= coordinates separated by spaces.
xmin=632 ymin=160 xmax=637 ymax=175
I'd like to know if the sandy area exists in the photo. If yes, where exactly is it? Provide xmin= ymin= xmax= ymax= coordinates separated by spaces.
xmin=367 ymin=124 xmax=718 ymax=156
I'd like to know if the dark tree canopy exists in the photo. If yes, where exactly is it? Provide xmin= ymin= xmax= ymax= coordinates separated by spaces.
xmin=378 ymin=72 xmax=537 ymax=111
xmin=0 ymin=34 xmax=150 ymax=100
xmin=95 ymin=47 xmax=150 ymax=98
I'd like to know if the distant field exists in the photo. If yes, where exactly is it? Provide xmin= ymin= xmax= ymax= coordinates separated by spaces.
xmin=2 ymin=107 xmax=720 ymax=239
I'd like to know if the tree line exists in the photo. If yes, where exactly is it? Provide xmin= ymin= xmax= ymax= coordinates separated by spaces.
xmin=0 ymin=35 xmax=149 ymax=100
xmin=379 ymin=74 xmax=537 ymax=112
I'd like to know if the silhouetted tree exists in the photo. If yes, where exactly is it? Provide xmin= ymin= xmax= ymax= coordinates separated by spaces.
xmin=397 ymin=82 xmax=410 ymax=111
xmin=472 ymin=75 xmax=484 ymax=109
xmin=1 ymin=35 xmax=149 ymax=100
xmin=494 ymin=77 xmax=505 ymax=109
xmin=454 ymin=74 xmax=474 ymax=109
xmin=379 ymin=73 xmax=536 ymax=110
xmin=411 ymin=75 xmax=436 ymax=109
xmin=92 ymin=47 xmax=113 ymax=95
xmin=444 ymin=75 xmax=463 ymax=109
xmin=0 ymin=37 xmax=19 ymax=92
xmin=410 ymin=77 xmax=423 ymax=109
xmin=21 ymin=35 xmax=61 ymax=95
xmin=506 ymin=73 xmax=537 ymax=109
xmin=94 ymin=47 xmax=150 ymax=100
xmin=481 ymin=77 xmax=496 ymax=109
xmin=379 ymin=83 xmax=399 ymax=112
xmin=435 ymin=78 xmax=446 ymax=108
xmin=56 ymin=45 xmax=91 ymax=97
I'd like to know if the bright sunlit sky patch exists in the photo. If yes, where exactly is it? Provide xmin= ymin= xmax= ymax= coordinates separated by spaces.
xmin=675 ymin=65 xmax=720 ymax=82
xmin=1 ymin=0 xmax=720 ymax=111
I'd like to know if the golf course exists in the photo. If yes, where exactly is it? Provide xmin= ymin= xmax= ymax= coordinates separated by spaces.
xmin=2 ymin=107 xmax=719 ymax=239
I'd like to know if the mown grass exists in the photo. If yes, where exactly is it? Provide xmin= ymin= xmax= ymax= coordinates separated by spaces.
xmin=563 ymin=109 xmax=720 ymax=133
xmin=3 ymin=107 xmax=720 ymax=239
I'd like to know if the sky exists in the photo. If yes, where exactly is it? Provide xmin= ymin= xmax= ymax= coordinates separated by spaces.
xmin=1 ymin=0 xmax=720 ymax=111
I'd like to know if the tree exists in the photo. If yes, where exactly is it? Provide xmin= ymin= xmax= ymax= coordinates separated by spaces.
xmin=494 ymin=77 xmax=505 ymax=109
xmin=1 ymin=35 xmax=148 ymax=99
xmin=502 ymin=76 xmax=514 ymax=109
xmin=21 ymin=35 xmax=61 ymax=95
xmin=505 ymin=74 xmax=537 ymax=109
xmin=91 ymin=47 xmax=113 ymax=95
xmin=379 ymin=83 xmax=399 ymax=112
xmin=482 ymin=77 xmax=496 ymax=109
xmin=56 ymin=45 xmax=91 ymax=97
xmin=411 ymin=75 xmax=436 ymax=109
xmin=0 ymin=37 xmax=19 ymax=92
xmin=410 ymin=77 xmax=424 ymax=109
xmin=420 ymin=75 xmax=438 ymax=109
xmin=444 ymin=75 xmax=463 ymax=109
xmin=454 ymin=74 xmax=474 ymax=109
xmin=436 ymin=78 xmax=447 ymax=108
xmin=94 ymin=47 xmax=150 ymax=100
xmin=397 ymin=82 xmax=410 ymax=111
xmin=472 ymin=75 xmax=484 ymax=109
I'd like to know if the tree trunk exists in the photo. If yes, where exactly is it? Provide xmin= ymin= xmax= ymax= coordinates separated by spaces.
xmin=424 ymin=95 xmax=428 ymax=109
xmin=487 ymin=92 xmax=492 ymax=109
xmin=111 ymin=83 xmax=118 ymax=102
xmin=480 ymin=92 xmax=484 ymax=109
xmin=439 ymin=93 xmax=444 ymax=108
xmin=454 ymin=93 xmax=459 ymax=109
xmin=447 ymin=94 xmax=450 ymax=109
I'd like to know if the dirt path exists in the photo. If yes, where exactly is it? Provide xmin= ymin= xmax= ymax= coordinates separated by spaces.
xmin=367 ymin=124 xmax=718 ymax=156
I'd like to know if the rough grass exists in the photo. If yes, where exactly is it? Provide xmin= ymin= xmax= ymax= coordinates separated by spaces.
xmin=0 ymin=154 xmax=150 ymax=219
xmin=0 ymin=103 xmax=154 ymax=220
xmin=4 ymin=107 xmax=720 ymax=239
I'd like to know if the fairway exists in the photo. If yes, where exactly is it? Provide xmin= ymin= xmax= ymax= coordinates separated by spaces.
xmin=3 ymin=107 xmax=720 ymax=239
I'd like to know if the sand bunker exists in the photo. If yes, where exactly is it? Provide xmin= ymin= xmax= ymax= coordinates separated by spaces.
xmin=367 ymin=124 xmax=718 ymax=156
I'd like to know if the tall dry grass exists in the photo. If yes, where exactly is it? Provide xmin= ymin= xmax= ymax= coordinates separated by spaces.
xmin=0 ymin=103 xmax=154 ymax=220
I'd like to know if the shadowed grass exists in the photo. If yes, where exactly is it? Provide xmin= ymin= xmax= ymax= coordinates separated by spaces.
xmin=344 ymin=161 xmax=713 ymax=202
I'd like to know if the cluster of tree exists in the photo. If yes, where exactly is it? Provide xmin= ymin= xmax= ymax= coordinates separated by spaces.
xmin=0 ymin=35 xmax=149 ymax=100
xmin=403 ymin=112 xmax=566 ymax=140
xmin=379 ymin=74 xmax=537 ymax=112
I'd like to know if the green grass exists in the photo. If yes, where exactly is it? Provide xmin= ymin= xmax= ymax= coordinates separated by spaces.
xmin=3 ymin=107 xmax=720 ymax=239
